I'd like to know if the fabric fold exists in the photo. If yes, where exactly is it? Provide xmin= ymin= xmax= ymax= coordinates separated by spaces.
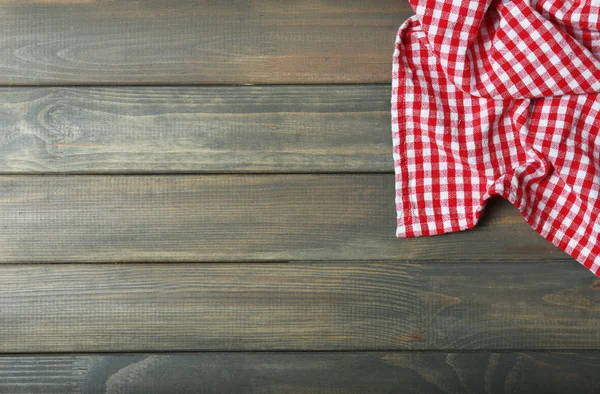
xmin=392 ymin=0 xmax=600 ymax=275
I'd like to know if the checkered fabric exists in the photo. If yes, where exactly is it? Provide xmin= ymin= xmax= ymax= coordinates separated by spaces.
xmin=392 ymin=0 xmax=600 ymax=275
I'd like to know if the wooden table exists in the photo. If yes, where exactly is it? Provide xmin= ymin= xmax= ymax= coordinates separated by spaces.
xmin=0 ymin=1 xmax=597 ymax=392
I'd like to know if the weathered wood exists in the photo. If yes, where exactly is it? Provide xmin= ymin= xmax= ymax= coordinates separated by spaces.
xmin=0 ymin=0 xmax=411 ymax=84
xmin=0 ymin=175 xmax=565 ymax=262
xmin=0 ymin=86 xmax=392 ymax=173
xmin=0 ymin=261 xmax=595 ymax=352
xmin=0 ymin=352 xmax=597 ymax=394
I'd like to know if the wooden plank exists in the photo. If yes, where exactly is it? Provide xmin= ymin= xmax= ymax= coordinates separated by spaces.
xmin=0 ymin=175 xmax=565 ymax=262
xmin=0 ymin=0 xmax=411 ymax=84
xmin=0 ymin=261 xmax=596 ymax=352
xmin=0 ymin=86 xmax=392 ymax=173
xmin=0 ymin=352 xmax=597 ymax=394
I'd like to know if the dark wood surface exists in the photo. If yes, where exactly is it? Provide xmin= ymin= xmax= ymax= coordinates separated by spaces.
xmin=0 ymin=261 xmax=595 ymax=352
xmin=0 ymin=0 xmax=411 ymax=85
xmin=0 ymin=86 xmax=392 ymax=173
xmin=0 ymin=352 xmax=597 ymax=394
xmin=0 ymin=175 xmax=565 ymax=263
xmin=0 ymin=0 xmax=597 ymax=391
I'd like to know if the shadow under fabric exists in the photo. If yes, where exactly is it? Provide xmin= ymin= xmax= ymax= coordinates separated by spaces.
xmin=391 ymin=0 xmax=600 ymax=275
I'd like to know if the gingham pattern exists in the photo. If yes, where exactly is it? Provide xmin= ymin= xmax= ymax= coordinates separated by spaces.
xmin=392 ymin=0 xmax=600 ymax=275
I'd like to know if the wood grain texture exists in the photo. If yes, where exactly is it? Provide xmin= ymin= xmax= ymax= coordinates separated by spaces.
xmin=0 ymin=175 xmax=566 ymax=262
xmin=0 ymin=0 xmax=411 ymax=84
xmin=0 ymin=352 xmax=598 ymax=394
xmin=0 ymin=261 xmax=596 ymax=352
xmin=0 ymin=86 xmax=392 ymax=173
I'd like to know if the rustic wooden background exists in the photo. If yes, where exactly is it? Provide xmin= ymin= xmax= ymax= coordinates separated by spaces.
xmin=0 ymin=0 xmax=598 ymax=393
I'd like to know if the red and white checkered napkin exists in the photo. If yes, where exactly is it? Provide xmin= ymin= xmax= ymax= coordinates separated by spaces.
xmin=392 ymin=0 xmax=600 ymax=275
